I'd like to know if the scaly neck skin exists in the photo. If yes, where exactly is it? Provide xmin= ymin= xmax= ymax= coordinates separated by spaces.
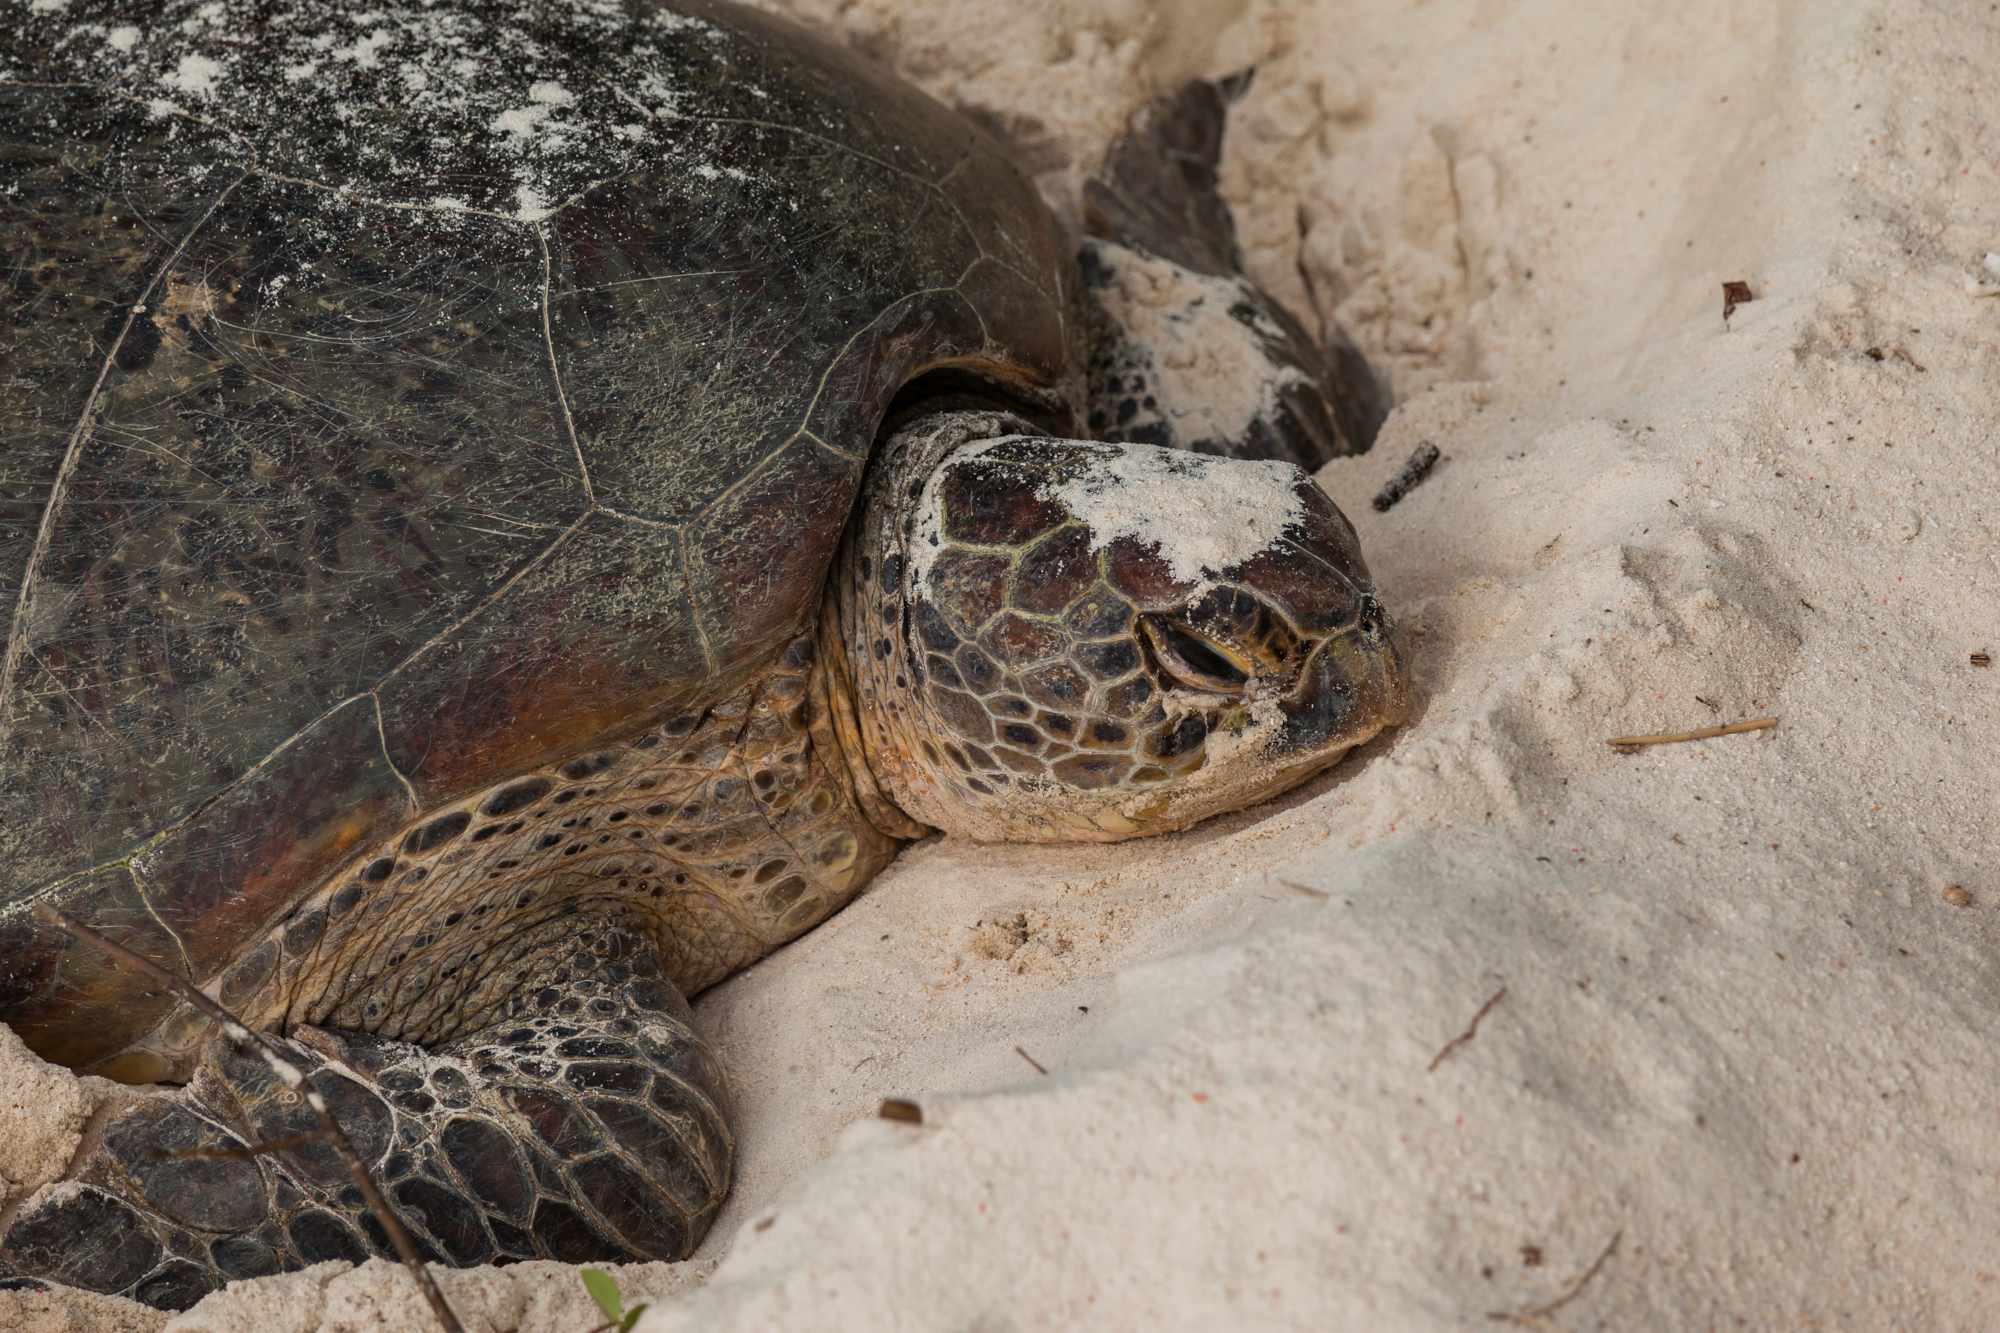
xmin=98 ymin=637 xmax=906 ymax=1085
xmin=811 ymin=589 xmax=933 ymax=843
xmin=833 ymin=407 xmax=1054 ymax=840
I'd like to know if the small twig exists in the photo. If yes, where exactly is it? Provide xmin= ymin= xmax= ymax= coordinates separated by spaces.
xmin=1372 ymin=440 xmax=1442 ymax=512
xmin=33 ymin=903 xmax=464 ymax=1333
xmin=1489 ymin=1229 xmax=1623 ymax=1325
xmin=1428 ymin=986 xmax=1507 ymax=1072
xmin=1013 ymin=1046 xmax=1048 ymax=1076
xmin=146 ymin=1129 xmax=331 ymax=1161
xmin=1530 ymin=1229 xmax=1622 ymax=1317
xmin=1277 ymin=877 xmax=1329 ymax=901
xmin=1607 ymin=716 xmax=1776 ymax=751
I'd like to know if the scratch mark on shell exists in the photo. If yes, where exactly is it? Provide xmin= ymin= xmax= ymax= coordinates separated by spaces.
xmin=372 ymin=692 xmax=422 ymax=811
xmin=534 ymin=220 xmax=596 ymax=507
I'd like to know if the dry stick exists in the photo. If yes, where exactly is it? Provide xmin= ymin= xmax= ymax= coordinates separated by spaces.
xmin=1372 ymin=440 xmax=1442 ymax=512
xmin=32 ymin=902 xmax=465 ymax=1333
xmin=1013 ymin=1046 xmax=1049 ymax=1076
xmin=148 ymin=1129 xmax=332 ymax=1161
xmin=1489 ymin=1229 xmax=1623 ymax=1326
xmin=1428 ymin=986 xmax=1507 ymax=1073
xmin=1606 ymin=716 xmax=1777 ymax=751
xmin=1490 ymin=1317 xmax=1563 ymax=1333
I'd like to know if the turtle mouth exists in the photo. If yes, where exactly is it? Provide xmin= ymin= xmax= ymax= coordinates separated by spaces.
xmin=1274 ymin=597 xmax=1410 ymax=758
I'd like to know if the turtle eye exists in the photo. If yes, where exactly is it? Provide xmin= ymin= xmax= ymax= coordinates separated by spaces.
xmin=1141 ymin=617 xmax=1250 ymax=694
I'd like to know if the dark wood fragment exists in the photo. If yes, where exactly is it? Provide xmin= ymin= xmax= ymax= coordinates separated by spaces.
xmin=1723 ymin=280 xmax=1755 ymax=321
xmin=1372 ymin=441 xmax=1442 ymax=512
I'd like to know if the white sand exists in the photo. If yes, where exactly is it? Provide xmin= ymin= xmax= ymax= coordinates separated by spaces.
xmin=14 ymin=0 xmax=2000 ymax=1327
xmin=1079 ymin=241 xmax=1313 ymax=449
xmin=912 ymin=433 xmax=1308 ymax=597
xmin=1037 ymin=442 xmax=1308 ymax=588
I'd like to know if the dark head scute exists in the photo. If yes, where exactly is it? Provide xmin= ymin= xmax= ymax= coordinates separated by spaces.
xmin=1012 ymin=527 xmax=1096 ymax=614
xmin=941 ymin=458 xmax=1069 ymax=547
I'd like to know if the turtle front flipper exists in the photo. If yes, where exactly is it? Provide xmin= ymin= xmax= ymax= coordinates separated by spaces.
xmin=0 ymin=918 xmax=728 ymax=1311
xmin=1080 ymin=78 xmax=1387 ymax=467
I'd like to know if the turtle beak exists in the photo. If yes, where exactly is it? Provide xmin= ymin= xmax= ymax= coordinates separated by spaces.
xmin=1276 ymin=595 xmax=1411 ymax=759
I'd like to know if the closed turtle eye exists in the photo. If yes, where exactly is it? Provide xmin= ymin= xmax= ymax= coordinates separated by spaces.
xmin=1141 ymin=616 xmax=1250 ymax=694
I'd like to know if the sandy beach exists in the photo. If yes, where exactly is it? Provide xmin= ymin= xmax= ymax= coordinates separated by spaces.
xmin=6 ymin=0 xmax=2000 ymax=1327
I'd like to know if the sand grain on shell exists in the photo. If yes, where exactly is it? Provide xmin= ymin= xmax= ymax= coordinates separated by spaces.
xmin=11 ymin=0 xmax=2000 ymax=1328
xmin=1039 ymin=443 xmax=1305 ymax=590
xmin=910 ymin=436 xmax=1305 ymax=602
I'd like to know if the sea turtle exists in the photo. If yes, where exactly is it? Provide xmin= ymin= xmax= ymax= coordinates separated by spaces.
xmin=0 ymin=0 xmax=1408 ymax=1310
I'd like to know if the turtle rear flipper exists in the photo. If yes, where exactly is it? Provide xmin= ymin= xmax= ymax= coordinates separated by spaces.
xmin=1081 ymin=78 xmax=1387 ymax=467
xmin=0 ymin=919 xmax=727 ymax=1311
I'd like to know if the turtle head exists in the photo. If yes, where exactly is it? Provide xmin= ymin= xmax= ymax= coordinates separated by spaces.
xmin=832 ymin=413 xmax=1410 ymax=842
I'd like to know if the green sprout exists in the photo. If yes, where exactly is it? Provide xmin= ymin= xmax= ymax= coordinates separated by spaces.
xmin=580 ymin=1268 xmax=650 ymax=1333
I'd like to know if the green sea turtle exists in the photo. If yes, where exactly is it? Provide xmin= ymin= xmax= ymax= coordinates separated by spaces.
xmin=0 ymin=0 xmax=1407 ymax=1309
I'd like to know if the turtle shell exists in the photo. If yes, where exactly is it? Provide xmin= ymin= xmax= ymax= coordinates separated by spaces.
xmin=0 ymin=0 xmax=1073 ymax=1070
